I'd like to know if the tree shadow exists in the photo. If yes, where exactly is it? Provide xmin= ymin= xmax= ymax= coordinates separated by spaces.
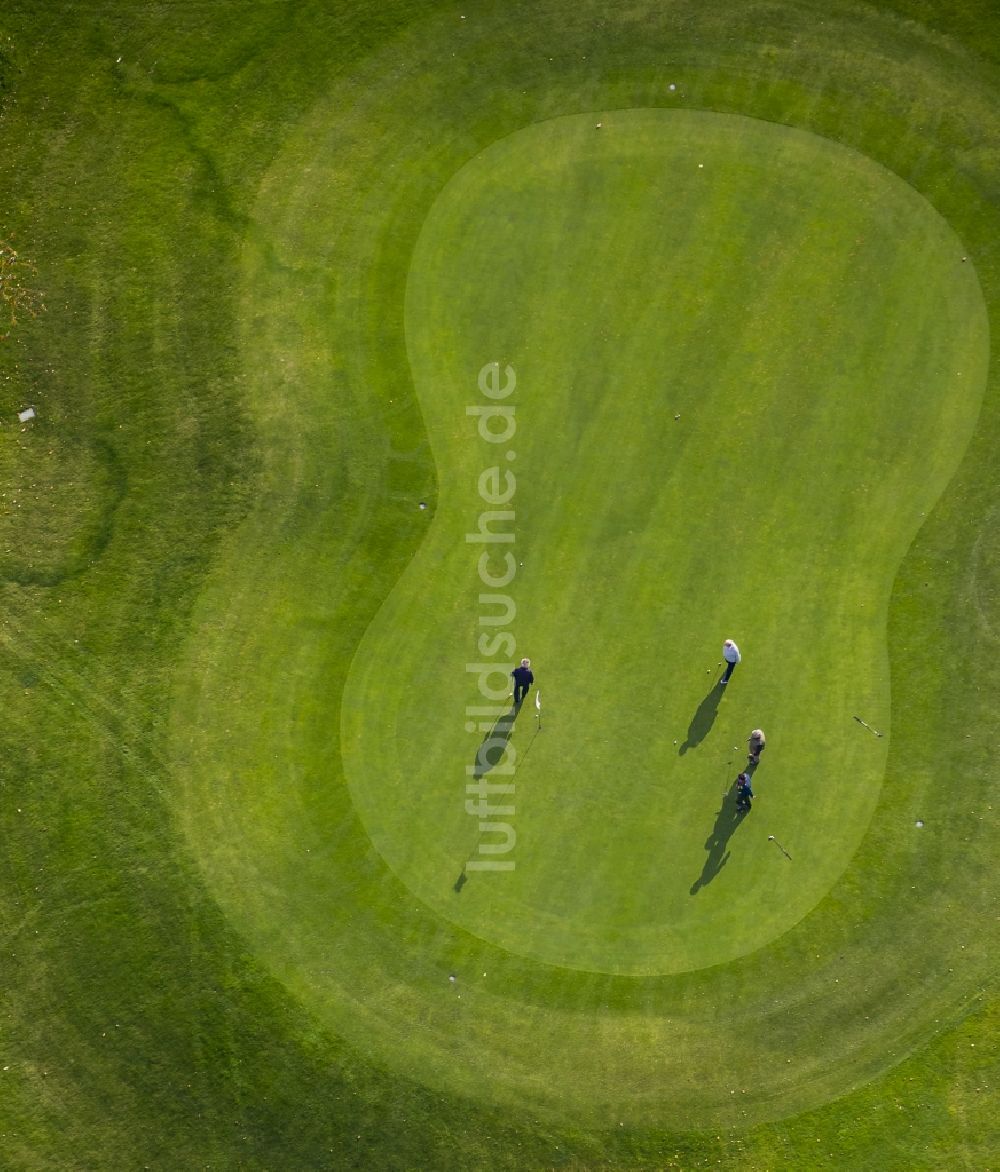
xmin=678 ymin=682 xmax=725 ymax=755
xmin=690 ymin=784 xmax=748 ymax=894
xmin=470 ymin=707 xmax=518 ymax=779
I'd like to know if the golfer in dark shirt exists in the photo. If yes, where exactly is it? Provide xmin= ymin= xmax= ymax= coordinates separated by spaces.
xmin=511 ymin=658 xmax=534 ymax=705
xmin=735 ymin=771 xmax=754 ymax=813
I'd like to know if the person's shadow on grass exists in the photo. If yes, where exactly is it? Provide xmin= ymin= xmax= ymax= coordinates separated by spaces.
xmin=458 ymin=706 xmax=520 ymax=893
xmin=678 ymin=682 xmax=725 ymax=755
xmin=690 ymin=785 xmax=748 ymax=894
xmin=470 ymin=707 xmax=517 ymax=780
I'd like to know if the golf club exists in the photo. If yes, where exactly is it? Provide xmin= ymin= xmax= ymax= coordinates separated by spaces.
xmin=535 ymin=690 xmax=541 ymax=730
xmin=768 ymin=834 xmax=792 ymax=860
xmin=853 ymin=715 xmax=884 ymax=738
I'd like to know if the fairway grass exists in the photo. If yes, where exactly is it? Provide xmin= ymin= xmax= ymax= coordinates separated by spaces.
xmin=3 ymin=0 xmax=1000 ymax=1164
xmin=171 ymin=3 xmax=1000 ymax=1130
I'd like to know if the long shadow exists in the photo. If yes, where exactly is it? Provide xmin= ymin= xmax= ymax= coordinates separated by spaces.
xmin=470 ymin=706 xmax=518 ymax=780
xmin=689 ymin=784 xmax=748 ymax=894
xmin=678 ymin=682 xmax=725 ymax=755
xmin=456 ymin=705 xmax=523 ymax=894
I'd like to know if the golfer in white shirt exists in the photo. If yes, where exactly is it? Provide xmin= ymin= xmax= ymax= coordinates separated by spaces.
xmin=721 ymin=639 xmax=741 ymax=685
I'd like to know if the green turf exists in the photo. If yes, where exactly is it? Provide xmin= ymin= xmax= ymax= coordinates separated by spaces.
xmin=342 ymin=106 xmax=986 ymax=974
xmin=171 ymin=2 xmax=998 ymax=1125
xmin=2 ymin=0 xmax=1000 ymax=1166
xmin=170 ymin=74 xmax=995 ymax=1124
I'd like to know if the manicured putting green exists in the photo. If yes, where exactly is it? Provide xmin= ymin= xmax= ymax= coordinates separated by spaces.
xmin=172 ymin=87 xmax=992 ymax=1126
xmin=342 ymin=108 xmax=986 ymax=974
xmin=7 ymin=0 xmax=1000 ymax=1160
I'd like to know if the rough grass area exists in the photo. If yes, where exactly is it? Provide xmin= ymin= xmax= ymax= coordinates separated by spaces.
xmin=0 ymin=0 xmax=998 ymax=1167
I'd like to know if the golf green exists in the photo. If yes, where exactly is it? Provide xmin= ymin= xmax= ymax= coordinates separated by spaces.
xmin=342 ymin=108 xmax=986 ymax=974
xmin=171 ymin=85 xmax=994 ymax=1125
xmin=6 ymin=0 xmax=1000 ymax=1162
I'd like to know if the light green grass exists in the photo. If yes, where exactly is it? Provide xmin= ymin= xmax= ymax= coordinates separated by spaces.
xmin=356 ymin=107 xmax=984 ymax=973
xmin=171 ymin=1 xmax=1000 ymax=1136
xmin=2 ymin=0 xmax=1000 ymax=1166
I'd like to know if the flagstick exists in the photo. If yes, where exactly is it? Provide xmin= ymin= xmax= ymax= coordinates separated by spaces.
xmin=768 ymin=835 xmax=792 ymax=860
xmin=853 ymin=715 xmax=884 ymax=738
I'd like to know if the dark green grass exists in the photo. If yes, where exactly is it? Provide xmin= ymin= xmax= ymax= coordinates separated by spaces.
xmin=1 ymin=0 xmax=999 ymax=1166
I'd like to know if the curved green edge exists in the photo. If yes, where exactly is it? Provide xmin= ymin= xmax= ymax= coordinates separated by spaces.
xmin=342 ymin=106 xmax=984 ymax=975
xmin=170 ymin=0 xmax=1000 ymax=1129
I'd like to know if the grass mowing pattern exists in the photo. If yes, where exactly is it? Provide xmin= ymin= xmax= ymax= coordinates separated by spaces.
xmin=176 ymin=1 xmax=1000 ymax=1128
xmin=1 ymin=0 xmax=999 ymax=1165
xmin=345 ymin=107 xmax=984 ymax=975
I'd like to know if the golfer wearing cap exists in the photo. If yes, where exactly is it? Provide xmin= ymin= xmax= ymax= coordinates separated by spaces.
xmin=721 ymin=639 xmax=741 ymax=685
xmin=511 ymin=658 xmax=534 ymax=706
